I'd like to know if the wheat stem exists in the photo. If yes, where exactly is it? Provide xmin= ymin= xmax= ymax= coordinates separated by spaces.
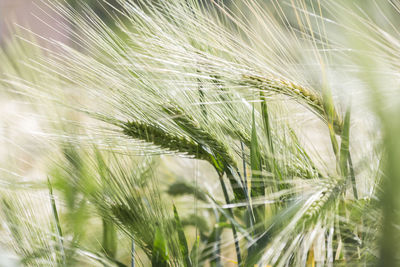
xmin=218 ymin=173 xmax=242 ymax=266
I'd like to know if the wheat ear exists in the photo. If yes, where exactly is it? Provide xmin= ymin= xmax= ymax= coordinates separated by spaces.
xmin=122 ymin=120 xmax=209 ymax=161
xmin=122 ymin=116 xmax=245 ymax=200
xmin=162 ymin=105 xmax=246 ymax=199
xmin=162 ymin=105 xmax=237 ymax=169
xmin=305 ymin=179 xmax=343 ymax=219
xmin=242 ymin=74 xmax=343 ymax=134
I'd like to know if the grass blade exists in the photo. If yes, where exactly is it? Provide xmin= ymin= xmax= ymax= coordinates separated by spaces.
xmin=339 ymin=107 xmax=351 ymax=177
xmin=217 ymin=173 xmax=242 ymax=266
xmin=190 ymin=235 xmax=200 ymax=267
xmin=250 ymin=107 xmax=264 ymax=198
xmin=131 ymin=239 xmax=135 ymax=267
xmin=173 ymin=204 xmax=192 ymax=267
xmin=339 ymin=106 xmax=358 ymax=199
xmin=250 ymin=106 xmax=265 ymax=229
xmin=152 ymin=227 xmax=169 ymax=267
xmin=260 ymin=91 xmax=273 ymax=153
xmin=48 ymin=178 xmax=66 ymax=266
xmin=102 ymin=218 xmax=117 ymax=259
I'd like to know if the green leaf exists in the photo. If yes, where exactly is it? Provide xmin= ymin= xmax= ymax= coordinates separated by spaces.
xmin=152 ymin=227 xmax=169 ymax=267
xmin=173 ymin=205 xmax=192 ymax=267
xmin=322 ymin=87 xmax=340 ymax=161
xmin=250 ymin=106 xmax=263 ymax=197
xmin=250 ymin=107 xmax=265 ymax=230
xmin=244 ymin=199 xmax=306 ymax=266
xmin=200 ymin=221 xmax=230 ymax=266
xmin=190 ymin=235 xmax=200 ymax=267
xmin=48 ymin=178 xmax=66 ymax=265
xmin=260 ymin=90 xmax=273 ymax=153
xmin=339 ymin=107 xmax=351 ymax=177
xmin=131 ymin=239 xmax=135 ymax=267
xmin=102 ymin=218 xmax=117 ymax=259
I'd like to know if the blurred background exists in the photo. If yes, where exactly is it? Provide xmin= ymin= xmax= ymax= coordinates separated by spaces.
xmin=0 ymin=0 xmax=71 ymax=45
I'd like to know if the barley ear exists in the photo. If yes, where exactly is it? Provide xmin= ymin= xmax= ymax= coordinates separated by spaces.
xmin=122 ymin=120 xmax=209 ymax=161
xmin=163 ymin=105 xmax=246 ymax=200
xmin=242 ymin=74 xmax=343 ymax=135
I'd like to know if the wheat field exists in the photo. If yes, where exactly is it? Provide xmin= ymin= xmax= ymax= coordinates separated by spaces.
xmin=0 ymin=0 xmax=399 ymax=266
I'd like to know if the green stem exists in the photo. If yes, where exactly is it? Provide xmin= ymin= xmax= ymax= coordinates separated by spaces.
xmin=241 ymin=141 xmax=255 ymax=231
xmin=348 ymin=153 xmax=358 ymax=200
xmin=218 ymin=173 xmax=242 ymax=266
xmin=48 ymin=178 xmax=66 ymax=266
xmin=131 ymin=239 xmax=135 ymax=267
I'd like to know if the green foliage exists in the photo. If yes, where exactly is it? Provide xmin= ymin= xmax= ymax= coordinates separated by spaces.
xmin=250 ymin=107 xmax=265 ymax=232
xmin=190 ymin=236 xmax=200 ymax=267
xmin=173 ymin=205 xmax=192 ymax=267
xmin=102 ymin=218 xmax=117 ymax=259
xmin=152 ymin=228 xmax=169 ymax=267
xmin=48 ymin=178 xmax=66 ymax=265
xmin=250 ymin=107 xmax=263 ymax=198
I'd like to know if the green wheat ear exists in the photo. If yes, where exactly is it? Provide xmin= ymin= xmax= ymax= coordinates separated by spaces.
xmin=122 ymin=120 xmax=209 ymax=161
xmin=242 ymin=74 xmax=343 ymax=134
xmin=162 ymin=104 xmax=238 ymax=170
xmin=122 ymin=106 xmax=246 ymax=200
xmin=162 ymin=105 xmax=247 ymax=200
